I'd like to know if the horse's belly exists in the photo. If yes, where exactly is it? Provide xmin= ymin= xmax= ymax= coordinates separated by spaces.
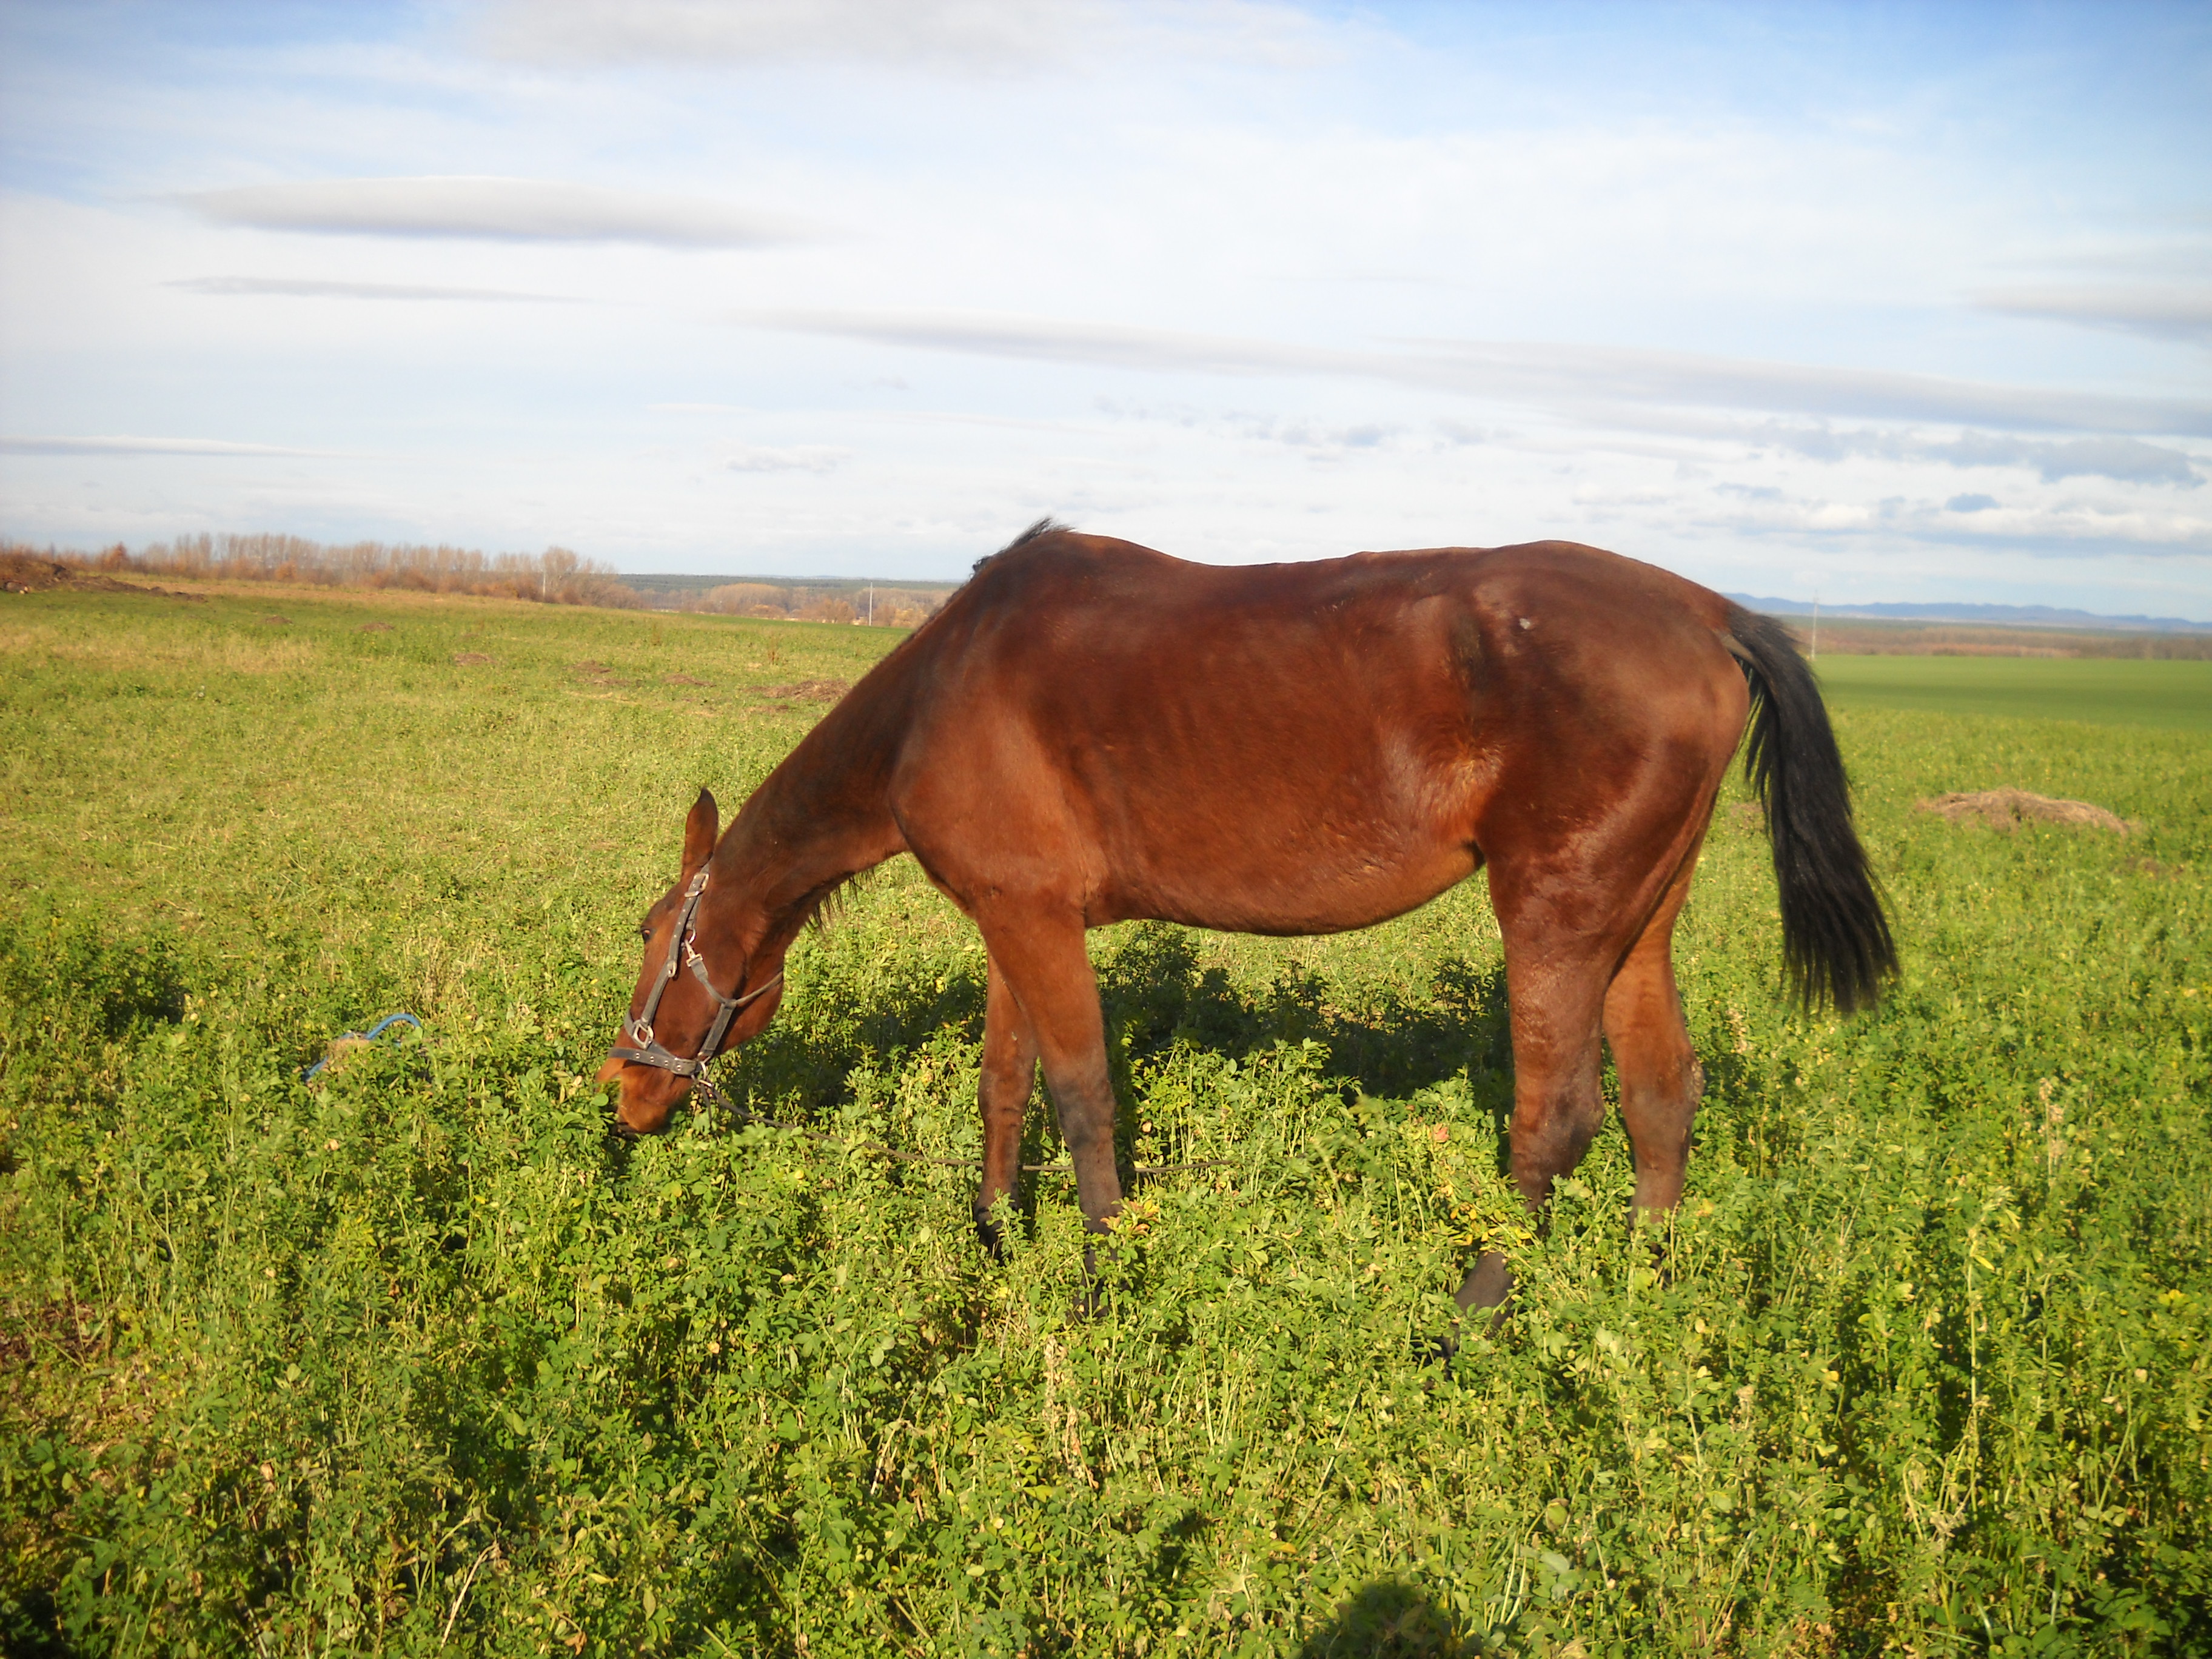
xmin=1090 ymin=826 xmax=1480 ymax=934
xmin=1066 ymin=703 xmax=1486 ymax=932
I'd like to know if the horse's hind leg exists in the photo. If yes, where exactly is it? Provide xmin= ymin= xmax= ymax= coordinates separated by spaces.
xmin=974 ymin=951 xmax=1042 ymax=1258
xmin=1604 ymin=850 xmax=1705 ymax=1219
xmin=1455 ymin=933 xmax=1612 ymax=1312
xmin=1455 ymin=808 xmax=1715 ymax=1312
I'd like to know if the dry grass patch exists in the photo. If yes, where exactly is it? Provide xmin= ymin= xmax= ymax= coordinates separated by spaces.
xmin=1 ymin=551 xmax=204 ymax=602
xmin=754 ymin=678 xmax=850 ymax=703
xmin=1915 ymin=786 xmax=2133 ymax=834
xmin=0 ymin=621 xmax=321 ymax=677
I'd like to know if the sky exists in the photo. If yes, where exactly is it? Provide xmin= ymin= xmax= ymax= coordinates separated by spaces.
xmin=1 ymin=1 xmax=2208 ymax=617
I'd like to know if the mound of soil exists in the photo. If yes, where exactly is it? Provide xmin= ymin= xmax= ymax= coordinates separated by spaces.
xmin=754 ymin=679 xmax=850 ymax=704
xmin=451 ymin=651 xmax=494 ymax=666
xmin=1916 ymin=788 xmax=2133 ymax=835
xmin=664 ymin=673 xmax=709 ymax=687
xmin=360 ymin=622 xmax=394 ymax=632
xmin=261 ymin=615 xmax=291 ymax=627
xmin=0 ymin=551 xmax=204 ymax=601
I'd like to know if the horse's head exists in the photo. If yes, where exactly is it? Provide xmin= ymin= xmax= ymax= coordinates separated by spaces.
xmin=595 ymin=788 xmax=785 ymax=1133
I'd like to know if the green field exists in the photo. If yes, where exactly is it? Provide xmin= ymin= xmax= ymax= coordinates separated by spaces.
xmin=2 ymin=583 xmax=2207 ymax=1657
xmin=1812 ymin=653 xmax=2212 ymax=732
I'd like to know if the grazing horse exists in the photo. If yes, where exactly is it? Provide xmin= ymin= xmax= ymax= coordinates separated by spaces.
xmin=597 ymin=523 xmax=1894 ymax=1310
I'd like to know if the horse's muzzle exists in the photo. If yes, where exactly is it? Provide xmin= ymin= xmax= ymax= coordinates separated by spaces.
xmin=595 ymin=1056 xmax=686 ymax=1134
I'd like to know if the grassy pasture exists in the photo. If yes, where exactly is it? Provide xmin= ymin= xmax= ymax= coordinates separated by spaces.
xmin=0 ymin=581 xmax=2207 ymax=1657
xmin=1811 ymin=654 xmax=2212 ymax=733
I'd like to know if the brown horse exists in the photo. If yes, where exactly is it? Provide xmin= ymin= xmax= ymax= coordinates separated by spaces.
xmin=596 ymin=523 xmax=1892 ymax=1310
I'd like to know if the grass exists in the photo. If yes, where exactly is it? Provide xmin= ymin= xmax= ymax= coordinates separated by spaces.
xmin=1811 ymin=654 xmax=2212 ymax=732
xmin=1 ymin=580 xmax=2207 ymax=1657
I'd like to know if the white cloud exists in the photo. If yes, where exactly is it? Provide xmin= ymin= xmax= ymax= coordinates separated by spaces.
xmin=1692 ymin=486 xmax=2212 ymax=558
xmin=1407 ymin=338 xmax=2212 ymax=439
xmin=166 ymin=275 xmax=585 ymax=303
xmin=722 ymin=444 xmax=850 ymax=472
xmin=476 ymin=0 xmax=1317 ymax=71
xmin=180 ymin=178 xmax=820 ymax=248
xmin=483 ymin=0 xmax=1082 ymax=67
xmin=1974 ymin=285 xmax=2212 ymax=344
xmin=740 ymin=307 xmax=2212 ymax=437
xmin=1743 ymin=423 xmax=2204 ymax=486
xmin=0 ymin=435 xmax=333 ymax=457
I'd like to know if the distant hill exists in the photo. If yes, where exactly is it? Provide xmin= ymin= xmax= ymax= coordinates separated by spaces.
xmin=1725 ymin=595 xmax=2211 ymax=633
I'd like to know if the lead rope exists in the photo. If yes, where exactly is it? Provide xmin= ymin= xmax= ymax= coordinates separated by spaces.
xmin=301 ymin=1011 xmax=423 ymax=1081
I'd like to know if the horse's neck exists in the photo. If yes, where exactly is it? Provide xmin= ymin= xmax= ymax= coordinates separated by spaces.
xmin=719 ymin=695 xmax=910 ymax=930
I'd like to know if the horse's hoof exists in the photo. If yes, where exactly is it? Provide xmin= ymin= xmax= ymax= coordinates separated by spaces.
xmin=1454 ymin=1252 xmax=1513 ymax=1313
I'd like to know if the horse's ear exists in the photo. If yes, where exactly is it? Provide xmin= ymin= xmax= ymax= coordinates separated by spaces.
xmin=681 ymin=788 xmax=718 ymax=879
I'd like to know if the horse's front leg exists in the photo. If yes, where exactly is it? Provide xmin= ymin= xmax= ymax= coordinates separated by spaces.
xmin=974 ymin=908 xmax=1123 ymax=1282
xmin=974 ymin=950 xmax=1042 ymax=1259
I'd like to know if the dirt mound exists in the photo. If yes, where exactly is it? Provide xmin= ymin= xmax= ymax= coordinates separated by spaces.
xmin=1 ymin=554 xmax=76 ymax=593
xmin=754 ymin=679 xmax=850 ymax=704
xmin=360 ymin=621 xmax=393 ymax=632
xmin=664 ymin=673 xmax=709 ymax=687
xmin=261 ymin=615 xmax=291 ymax=627
xmin=1916 ymin=788 xmax=2133 ymax=835
xmin=451 ymin=651 xmax=494 ymax=667
xmin=0 ymin=551 xmax=204 ymax=600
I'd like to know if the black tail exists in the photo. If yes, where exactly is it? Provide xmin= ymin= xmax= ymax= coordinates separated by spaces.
xmin=1724 ymin=608 xmax=1897 ymax=1014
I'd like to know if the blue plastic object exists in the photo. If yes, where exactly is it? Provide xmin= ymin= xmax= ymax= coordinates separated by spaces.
xmin=301 ymin=1011 xmax=423 ymax=1081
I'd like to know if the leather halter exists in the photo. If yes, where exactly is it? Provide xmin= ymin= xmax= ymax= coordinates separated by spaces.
xmin=608 ymin=868 xmax=781 ymax=1082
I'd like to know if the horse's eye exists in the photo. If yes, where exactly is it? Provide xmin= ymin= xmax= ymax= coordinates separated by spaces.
xmin=638 ymin=924 xmax=651 ymax=941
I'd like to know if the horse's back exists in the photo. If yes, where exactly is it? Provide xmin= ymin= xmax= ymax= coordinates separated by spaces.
xmin=888 ymin=531 xmax=1750 ymax=931
xmin=938 ymin=531 xmax=1744 ymax=748
xmin=953 ymin=529 xmax=1728 ymax=635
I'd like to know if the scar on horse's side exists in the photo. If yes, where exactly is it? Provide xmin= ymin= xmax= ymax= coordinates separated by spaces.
xmin=597 ymin=525 xmax=1895 ymax=1316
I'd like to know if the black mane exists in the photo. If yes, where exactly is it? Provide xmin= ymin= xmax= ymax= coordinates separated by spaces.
xmin=970 ymin=516 xmax=1070 ymax=578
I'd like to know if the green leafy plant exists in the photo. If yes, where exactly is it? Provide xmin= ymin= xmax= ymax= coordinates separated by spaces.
xmin=1 ymin=585 xmax=2205 ymax=1654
